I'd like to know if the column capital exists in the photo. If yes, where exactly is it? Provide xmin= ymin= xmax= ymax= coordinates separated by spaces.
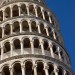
xmin=30 ymin=40 xmax=34 ymax=43
xmin=1 ymin=45 xmax=4 ymax=49
xmin=41 ymin=8 xmax=45 ymax=12
xmin=18 ymin=4 xmax=21 ymax=7
xmin=10 ymin=23 xmax=13 ymax=25
xmin=32 ymin=64 xmax=37 ymax=69
xmin=54 ymin=68 xmax=59 ymax=73
xmin=52 ymin=28 xmax=55 ymax=32
xmin=19 ymin=21 xmax=22 ymax=24
xmin=9 ymin=67 xmax=12 ymax=71
xmin=26 ymin=5 xmax=29 ymax=8
xmin=45 ymin=26 xmax=48 ymax=29
xmin=21 ymin=63 xmax=25 ymax=68
xmin=49 ymin=42 xmax=53 ymax=47
xmin=20 ymin=39 xmax=23 ymax=43
xmin=2 ymin=9 xmax=5 ymax=12
xmin=2 ymin=26 xmax=5 ymax=29
xmin=40 ymin=40 xmax=44 ymax=44
xmin=10 ymin=42 xmax=13 ymax=45
xmin=44 ymin=65 xmax=49 ymax=70
xmin=34 ymin=5 xmax=37 ymax=9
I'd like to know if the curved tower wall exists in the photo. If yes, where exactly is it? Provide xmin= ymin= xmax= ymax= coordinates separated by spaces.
xmin=0 ymin=0 xmax=73 ymax=75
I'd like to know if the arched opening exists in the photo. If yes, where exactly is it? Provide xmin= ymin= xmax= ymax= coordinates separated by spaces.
xmin=22 ymin=20 xmax=29 ymax=31
xmin=34 ymin=39 xmax=40 ymax=48
xmin=60 ymin=51 xmax=64 ymax=60
xmin=66 ymin=55 xmax=70 ymax=65
xmin=5 ymin=7 xmax=10 ymax=19
xmin=0 ymin=11 xmax=3 ymax=21
xmin=0 ymin=28 xmax=2 ymax=38
xmin=23 ymin=38 xmax=31 ymax=48
xmin=31 ymin=21 xmax=38 ymax=32
xmin=55 ymin=32 xmax=59 ymax=41
xmin=50 ymin=31 xmax=53 ymax=38
xmin=58 ymin=67 xmax=63 ymax=75
xmin=48 ymin=63 xmax=54 ymax=75
xmin=44 ymin=11 xmax=49 ymax=22
xmin=13 ymin=21 xmax=20 ymax=33
xmin=4 ymin=42 xmax=10 ymax=53
xmin=21 ymin=4 xmax=27 ymax=15
xmin=13 ymin=63 xmax=22 ymax=75
xmin=29 ymin=5 xmax=35 ymax=16
xmin=13 ymin=39 xmax=21 ymax=49
xmin=4 ymin=24 xmax=10 ymax=35
xmin=37 ymin=62 xmax=45 ymax=75
xmin=2 ymin=66 xmax=10 ymax=75
xmin=48 ymin=27 xmax=51 ymax=36
xmin=25 ymin=61 xmax=33 ymax=75
xmin=13 ymin=5 xmax=19 ymax=17
xmin=50 ymin=16 xmax=54 ymax=25
xmin=52 ymin=45 xmax=58 ymax=56
xmin=37 ymin=7 xmax=43 ymax=19
xmin=40 ymin=23 xmax=46 ymax=35
xmin=66 ymin=71 xmax=70 ymax=75
xmin=43 ymin=40 xmax=49 ymax=51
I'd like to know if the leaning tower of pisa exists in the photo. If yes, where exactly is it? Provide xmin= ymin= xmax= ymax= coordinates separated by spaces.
xmin=0 ymin=0 xmax=74 ymax=75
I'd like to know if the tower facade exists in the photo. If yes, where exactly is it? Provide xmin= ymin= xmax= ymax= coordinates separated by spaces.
xmin=0 ymin=0 xmax=73 ymax=75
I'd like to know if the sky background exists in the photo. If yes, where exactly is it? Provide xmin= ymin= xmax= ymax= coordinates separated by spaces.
xmin=45 ymin=0 xmax=75 ymax=73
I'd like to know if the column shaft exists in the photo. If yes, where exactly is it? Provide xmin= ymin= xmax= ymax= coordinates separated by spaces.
xmin=41 ymin=9 xmax=45 ymax=20
xmin=10 ymin=24 xmax=13 ymax=34
xmin=44 ymin=63 xmax=49 ymax=75
xmin=52 ymin=28 xmax=56 ymax=40
xmin=21 ymin=41 xmax=23 ymax=54
xmin=1 ymin=46 xmax=3 ymax=60
xmin=19 ymin=6 xmax=21 ymax=16
xmin=58 ymin=47 xmax=62 ymax=61
xmin=34 ymin=6 xmax=38 ymax=17
xmin=54 ymin=64 xmax=58 ymax=75
xmin=37 ymin=25 xmax=41 ymax=33
xmin=30 ymin=40 xmax=34 ymax=54
xmin=3 ymin=10 xmax=5 ymax=20
xmin=49 ymin=42 xmax=54 ymax=58
xmin=29 ymin=22 xmax=32 ymax=32
xmin=27 ymin=6 xmax=29 ymax=16
xmin=10 ymin=6 xmax=13 ymax=18
xmin=45 ymin=27 xmax=49 ymax=36
xmin=10 ymin=42 xmax=13 ymax=57
xmin=40 ymin=40 xmax=45 ymax=55
xmin=33 ymin=61 xmax=37 ymax=75
xmin=9 ymin=68 xmax=13 ymax=75
xmin=21 ymin=63 xmax=25 ymax=75
xmin=20 ymin=22 xmax=22 ymax=33
xmin=2 ymin=27 xmax=4 ymax=38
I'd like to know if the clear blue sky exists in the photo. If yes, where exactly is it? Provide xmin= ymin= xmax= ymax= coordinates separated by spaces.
xmin=45 ymin=0 xmax=75 ymax=72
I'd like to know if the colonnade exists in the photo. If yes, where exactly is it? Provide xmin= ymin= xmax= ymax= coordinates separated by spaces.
xmin=0 ymin=20 xmax=60 ymax=43
xmin=0 ymin=2 xmax=55 ymax=27
xmin=0 ymin=60 xmax=71 ymax=75
xmin=0 ymin=35 xmax=70 ymax=65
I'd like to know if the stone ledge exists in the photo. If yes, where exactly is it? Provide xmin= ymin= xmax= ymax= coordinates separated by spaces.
xmin=0 ymin=54 xmax=72 ymax=72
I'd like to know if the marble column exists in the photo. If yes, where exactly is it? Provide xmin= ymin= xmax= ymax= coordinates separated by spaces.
xmin=40 ymin=40 xmax=45 ymax=55
xmin=49 ymin=42 xmax=54 ymax=58
xmin=54 ymin=64 xmax=59 ymax=75
xmin=10 ymin=42 xmax=13 ymax=57
xmin=33 ymin=61 xmax=37 ymax=75
xmin=21 ymin=63 xmax=25 ymax=75
xmin=1 ymin=45 xmax=3 ymax=60
xmin=30 ymin=40 xmax=34 ymax=54
xmin=44 ymin=63 xmax=49 ymax=75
